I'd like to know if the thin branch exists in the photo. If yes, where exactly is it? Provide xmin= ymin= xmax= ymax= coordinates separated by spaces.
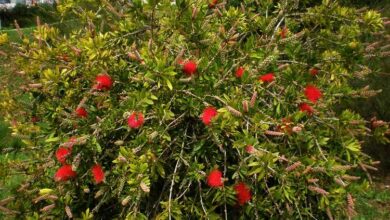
xmin=315 ymin=139 xmax=328 ymax=162
xmin=168 ymin=158 xmax=181 ymax=220
xmin=168 ymin=126 xmax=188 ymax=220
xmin=176 ymin=182 xmax=192 ymax=200
xmin=271 ymin=16 xmax=285 ymax=41
xmin=222 ymin=148 xmax=228 ymax=220
xmin=179 ymin=90 xmax=210 ymax=106
xmin=198 ymin=180 xmax=208 ymax=218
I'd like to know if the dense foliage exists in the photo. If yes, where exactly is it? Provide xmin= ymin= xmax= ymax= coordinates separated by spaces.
xmin=1 ymin=0 xmax=389 ymax=219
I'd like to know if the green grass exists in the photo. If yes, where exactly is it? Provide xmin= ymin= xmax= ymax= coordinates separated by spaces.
xmin=355 ymin=187 xmax=390 ymax=220
xmin=0 ymin=20 xmax=31 ymax=204
xmin=1 ymin=27 xmax=35 ymax=42
xmin=0 ymin=153 xmax=27 ymax=198
xmin=0 ymin=121 xmax=23 ymax=151
xmin=0 ymin=19 xmax=80 ymax=43
xmin=0 ymin=92 xmax=27 ymax=214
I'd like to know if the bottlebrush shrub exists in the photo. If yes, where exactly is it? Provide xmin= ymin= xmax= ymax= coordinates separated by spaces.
xmin=3 ymin=0 xmax=389 ymax=219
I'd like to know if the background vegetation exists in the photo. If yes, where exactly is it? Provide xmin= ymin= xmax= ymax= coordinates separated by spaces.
xmin=0 ymin=3 xmax=59 ymax=28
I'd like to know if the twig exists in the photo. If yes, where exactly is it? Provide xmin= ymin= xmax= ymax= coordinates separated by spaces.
xmin=315 ymin=139 xmax=328 ymax=161
xmin=168 ymin=126 xmax=188 ymax=220
xmin=179 ymin=90 xmax=210 ymax=106
xmin=168 ymin=157 xmax=180 ymax=220
xmin=176 ymin=182 xmax=192 ymax=200
xmin=198 ymin=180 xmax=209 ymax=218
xmin=210 ymin=95 xmax=227 ymax=105
xmin=271 ymin=16 xmax=285 ymax=41
xmin=264 ymin=178 xmax=283 ymax=215
xmin=294 ymin=202 xmax=303 ymax=220
xmin=222 ymin=148 xmax=228 ymax=220
xmin=163 ymin=113 xmax=186 ymax=133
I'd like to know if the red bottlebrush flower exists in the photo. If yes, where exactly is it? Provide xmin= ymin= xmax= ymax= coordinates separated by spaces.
xmin=245 ymin=145 xmax=255 ymax=154
xmin=235 ymin=66 xmax=245 ymax=78
xmin=304 ymin=85 xmax=322 ymax=103
xmin=182 ymin=60 xmax=197 ymax=76
xmin=75 ymin=107 xmax=88 ymax=118
xmin=31 ymin=116 xmax=39 ymax=123
xmin=54 ymin=164 xmax=76 ymax=182
xmin=280 ymin=26 xmax=288 ymax=39
xmin=91 ymin=164 xmax=105 ymax=184
xmin=259 ymin=73 xmax=275 ymax=83
xmin=201 ymin=106 xmax=218 ymax=126
xmin=94 ymin=74 xmax=113 ymax=90
xmin=278 ymin=118 xmax=293 ymax=134
xmin=208 ymin=0 xmax=218 ymax=8
xmin=56 ymin=147 xmax=71 ymax=164
xmin=299 ymin=103 xmax=314 ymax=114
xmin=207 ymin=169 xmax=223 ymax=188
xmin=310 ymin=68 xmax=319 ymax=76
xmin=234 ymin=182 xmax=252 ymax=205
xmin=127 ymin=112 xmax=144 ymax=129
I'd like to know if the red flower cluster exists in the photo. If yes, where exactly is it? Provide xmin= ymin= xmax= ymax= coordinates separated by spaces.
xmin=91 ymin=164 xmax=105 ymax=184
xmin=54 ymin=164 xmax=77 ymax=182
xmin=55 ymin=73 xmax=114 ymax=184
xmin=304 ymin=85 xmax=322 ymax=103
xmin=299 ymin=103 xmax=314 ymax=114
xmin=309 ymin=68 xmax=319 ymax=76
xmin=56 ymin=147 xmax=71 ymax=164
xmin=182 ymin=60 xmax=197 ymax=76
xmin=128 ymin=112 xmax=145 ymax=128
xmin=235 ymin=66 xmax=245 ymax=78
xmin=75 ymin=107 xmax=88 ymax=118
xmin=31 ymin=116 xmax=39 ymax=123
xmin=259 ymin=73 xmax=275 ymax=83
xmin=94 ymin=74 xmax=113 ymax=91
xmin=280 ymin=26 xmax=288 ymax=39
xmin=201 ymin=106 xmax=218 ymax=126
xmin=208 ymin=0 xmax=218 ymax=8
xmin=234 ymin=182 xmax=252 ymax=205
xmin=74 ymin=73 xmax=112 ymax=121
xmin=277 ymin=118 xmax=293 ymax=134
xmin=205 ymin=169 xmax=252 ymax=206
xmin=207 ymin=169 xmax=223 ymax=188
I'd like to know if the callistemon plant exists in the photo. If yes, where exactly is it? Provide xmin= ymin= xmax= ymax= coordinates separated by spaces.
xmin=3 ymin=0 xmax=389 ymax=219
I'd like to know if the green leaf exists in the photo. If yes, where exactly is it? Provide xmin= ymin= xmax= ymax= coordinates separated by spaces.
xmin=166 ymin=79 xmax=173 ymax=90
xmin=45 ymin=136 xmax=60 ymax=143
xmin=248 ymin=167 xmax=263 ymax=176
xmin=248 ymin=162 xmax=260 ymax=167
